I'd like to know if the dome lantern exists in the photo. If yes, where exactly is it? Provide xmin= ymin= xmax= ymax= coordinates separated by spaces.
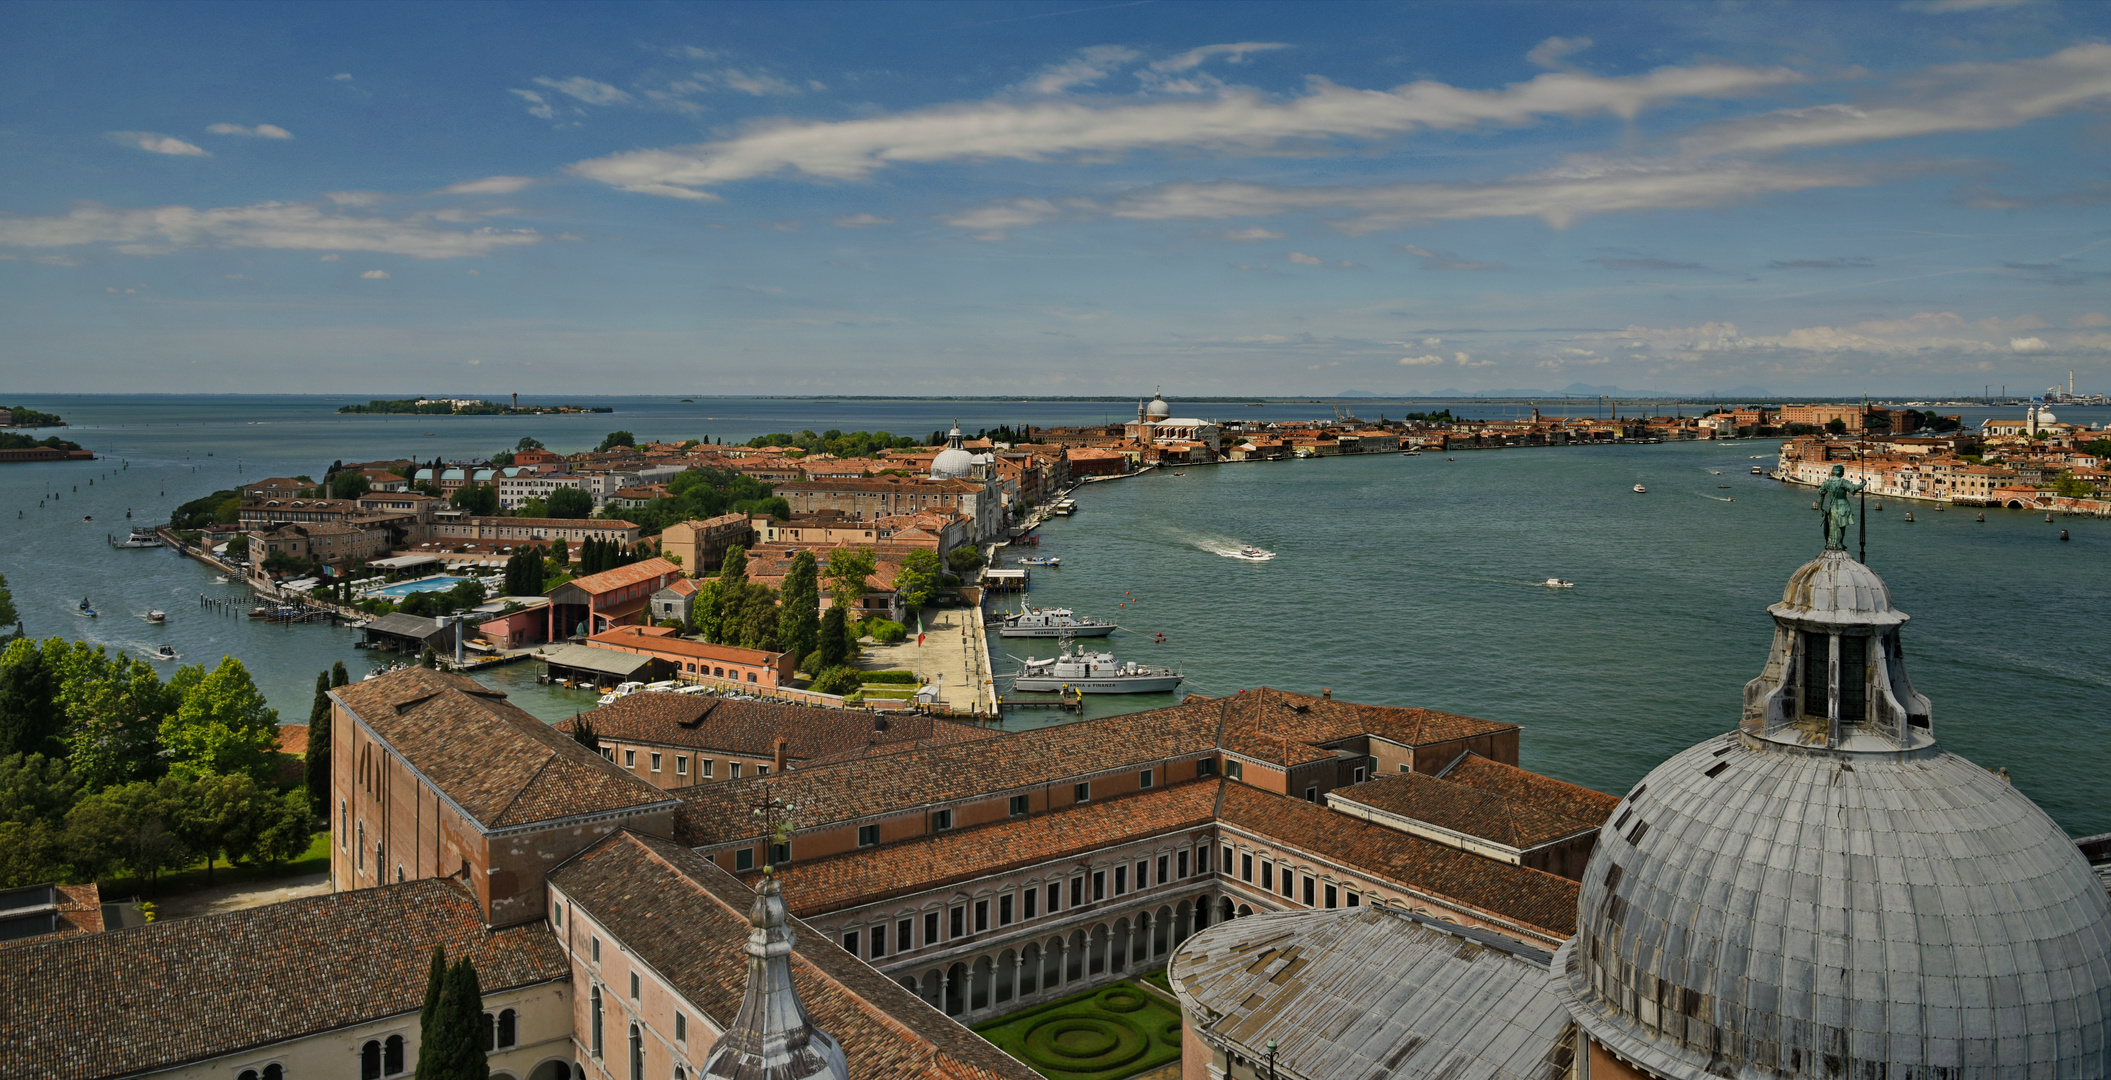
xmin=930 ymin=420 xmax=975 ymax=480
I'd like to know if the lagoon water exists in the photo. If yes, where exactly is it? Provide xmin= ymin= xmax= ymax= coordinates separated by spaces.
xmin=4 ymin=396 xmax=2104 ymax=835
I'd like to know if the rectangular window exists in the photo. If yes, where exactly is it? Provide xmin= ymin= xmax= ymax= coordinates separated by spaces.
xmin=1009 ymin=795 xmax=1029 ymax=816
xmin=843 ymin=930 xmax=860 ymax=956
xmin=730 ymin=762 xmax=742 ymax=779
xmin=1303 ymin=786 xmax=1317 ymax=802
xmin=339 ymin=801 xmax=347 ymax=849
xmin=555 ymin=904 xmax=564 ymax=928
xmin=630 ymin=972 xmax=640 ymax=1000
xmin=1114 ymin=866 xmax=1127 ymax=895
xmin=1000 ymin=894 xmax=1014 ymax=926
xmin=1070 ymin=876 xmax=1083 ymax=908
xmin=676 ymin=1014 xmax=686 ymax=1043
xmin=1241 ymin=853 xmax=1254 ymax=882
xmin=1346 ymin=892 xmax=1361 ymax=907
xmin=1137 ymin=860 xmax=1149 ymax=889
xmin=1158 ymin=855 xmax=1170 ymax=884
xmin=1024 ymin=887 xmax=1038 ymax=919
xmin=898 ymin=918 xmax=913 ymax=953
xmin=1178 ymin=850 xmax=1190 ymax=878
xmin=1352 ymin=767 xmax=1366 ymax=783
xmin=1226 ymin=760 xmax=1243 ymax=781
xmin=925 ymin=911 xmax=939 ymax=946
xmin=871 ymin=923 xmax=887 ymax=958
xmin=676 ymin=755 xmax=688 ymax=776
xmin=1140 ymin=769 xmax=1153 ymax=789
xmin=933 ymin=808 xmax=953 ymax=831
xmin=756 ymin=764 xmax=770 ymax=776
xmin=1260 ymin=862 xmax=1273 ymax=890
xmin=949 ymin=905 xmax=965 ymax=939
xmin=650 ymin=752 xmax=662 ymax=773
xmin=770 ymin=842 xmax=790 ymax=865
xmin=1051 ymin=881 xmax=1064 ymax=912
xmin=1199 ymin=846 xmax=1211 ymax=874
xmin=858 ymin=824 xmax=879 ymax=847
xmin=624 ymin=749 xmax=636 ymax=769
xmin=735 ymin=848 xmax=754 ymax=872
xmin=974 ymin=900 xmax=989 ymax=932
xmin=1400 ymin=764 xmax=1412 ymax=773
xmin=1093 ymin=871 xmax=1106 ymax=902
xmin=701 ymin=759 xmax=714 ymax=778
xmin=1197 ymin=758 xmax=1216 ymax=777
xmin=592 ymin=937 xmax=601 ymax=962
xmin=1302 ymin=876 xmax=1315 ymax=906
xmin=1324 ymin=884 xmax=1338 ymax=909
xmin=1839 ymin=635 xmax=1868 ymax=723
xmin=1074 ymin=782 xmax=1090 ymax=803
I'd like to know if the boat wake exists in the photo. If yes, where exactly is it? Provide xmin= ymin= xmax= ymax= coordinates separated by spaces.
xmin=1701 ymin=493 xmax=1735 ymax=503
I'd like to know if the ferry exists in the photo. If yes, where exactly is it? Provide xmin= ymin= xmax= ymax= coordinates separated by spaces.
xmin=1228 ymin=546 xmax=1276 ymax=562
xmin=111 ymin=528 xmax=162 ymax=549
xmin=1009 ymin=642 xmax=1181 ymax=694
xmin=1751 ymin=466 xmax=1764 ymax=474
xmin=998 ymin=607 xmax=1117 ymax=638
xmin=1400 ymin=449 xmax=1423 ymax=457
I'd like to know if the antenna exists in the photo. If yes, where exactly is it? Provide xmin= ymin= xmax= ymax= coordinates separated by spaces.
xmin=1858 ymin=400 xmax=1868 ymax=564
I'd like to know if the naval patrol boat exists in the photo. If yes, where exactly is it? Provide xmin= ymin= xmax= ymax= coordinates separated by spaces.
xmin=997 ymin=606 xmax=1117 ymax=638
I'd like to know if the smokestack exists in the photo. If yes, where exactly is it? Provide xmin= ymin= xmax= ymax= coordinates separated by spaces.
xmin=774 ymin=737 xmax=788 ymax=773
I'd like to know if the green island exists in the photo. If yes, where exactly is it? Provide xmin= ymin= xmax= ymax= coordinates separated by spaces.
xmin=336 ymin=398 xmax=612 ymax=415
xmin=1 ymin=405 xmax=66 ymax=427
xmin=974 ymin=982 xmax=1183 ymax=1080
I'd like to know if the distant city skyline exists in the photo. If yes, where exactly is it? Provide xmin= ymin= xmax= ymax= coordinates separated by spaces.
xmin=3 ymin=1 xmax=2110 ymax=397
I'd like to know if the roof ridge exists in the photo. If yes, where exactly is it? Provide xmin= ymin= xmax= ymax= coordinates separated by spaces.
xmin=487 ymin=753 xmax=563 ymax=827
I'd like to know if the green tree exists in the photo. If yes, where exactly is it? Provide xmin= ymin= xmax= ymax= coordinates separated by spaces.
xmin=422 ymin=946 xmax=449 ymax=1034
xmin=817 ymin=606 xmax=849 ymax=671
xmin=2085 ymin=439 xmax=2111 ymax=459
xmin=330 ymin=471 xmax=372 ymax=500
xmin=2052 ymin=470 xmax=2094 ymax=499
xmin=946 ymin=547 xmax=985 ymax=574
xmin=546 ymin=487 xmax=593 ymax=519
xmin=595 ymin=430 xmax=636 ymax=452
xmin=54 ymin=645 xmax=175 ymax=791
xmin=893 ymin=549 xmax=942 ymax=615
xmin=516 ymin=436 xmax=545 ymax=452
xmin=64 ymin=777 xmax=192 ymax=882
xmin=823 ymin=548 xmax=877 ymax=612
xmin=777 ymin=551 xmax=820 ymax=662
xmin=253 ymin=789 xmax=315 ymax=866
xmin=160 ymin=657 xmax=280 ymax=782
xmin=420 ymin=956 xmax=490 ymax=1080
xmin=450 ymin=483 xmax=499 ymax=516
xmin=720 ymin=545 xmax=748 ymax=586
xmin=0 ymin=570 xmax=19 ymax=630
xmin=569 ymin=712 xmax=602 ymax=754
xmin=0 ymin=639 xmax=62 ymax=758
xmin=549 ymin=536 xmax=569 ymax=568
xmin=178 ymin=772 xmax=266 ymax=884
xmin=0 ymin=820 xmax=65 ymax=887
xmin=810 ymin=666 xmax=861 ymax=697
xmin=305 ymin=670 xmax=333 ymax=817
xmin=1824 ymin=418 xmax=1847 ymax=434
xmin=0 ymin=753 xmax=78 ymax=827
xmin=693 ymin=580 xmax=726 ymax=644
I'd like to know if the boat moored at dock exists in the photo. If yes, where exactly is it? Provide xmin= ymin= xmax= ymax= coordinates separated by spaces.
xmin=998 ymin=606 xmax=1117 ymax=638
xmin=1009 ymin=641 xmax=1181 ymax=694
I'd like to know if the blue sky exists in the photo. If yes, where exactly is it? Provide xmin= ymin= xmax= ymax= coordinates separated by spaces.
xmin=4 ymin=0 xmax=2110 ymax=398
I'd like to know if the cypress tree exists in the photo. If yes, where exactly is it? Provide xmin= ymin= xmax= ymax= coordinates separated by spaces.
xmin=570 ymin=712 xmax=601 ymax=753
xmin=818 ymin=605 xmax=849 ymax=670
xmin=720 ymin=545 xmax=747 ymax=586
xmin=778 ymin=551 xmax=819 ymax=664
xmin=420 ymin=945 xmax=447 ymax=1037
xmin=332 ymin=660 xmax=350 ymax=688
xmin=304 ymin=669 xmax=332 ymax=817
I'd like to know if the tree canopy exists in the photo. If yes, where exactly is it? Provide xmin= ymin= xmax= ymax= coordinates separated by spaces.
xmin=595 ymin=430 xmax=636 ymax=452
xmin=893 ymin=549 xmax=942 ymax=614
xmin=159 ymin=657 xmax=280 ymax=783
xmin=823 ymin=548 xmax=877 ymax=611
xmin=746 ymin=429 xmax=923 ymax=458
xmin=545 ymin=487 xmax=594 ymax=519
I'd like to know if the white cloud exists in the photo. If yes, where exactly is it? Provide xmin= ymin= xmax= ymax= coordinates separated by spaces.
xmin=331 ymin=73 xmax=352 ymax=81
xmin=1397 ymin=243 xmax=1501 ymax=270
xmin=437 ymin=176 xmax=536 ymax=195
xmin=943 ymin=198 xmax=1062 ymax=240
xmin=831 ymin=213 xmax=894 ymax=228
xmin=0 ymin=200 xmax=542 ymax=259
xmin=111 ymin=132 xmax=209 ymax=156
xmin=533 ymin=76 xmax=631 ymax=105
xmin=1024 ymin=46 xmax=1142 ymax=95
xmin=33 ymin=255 xmax=83 ymax=267
xmin=1527 ymin=36 xmax=1593 ymax=69
xmin=1141 ymin=43 xmax=1291 ymax=93
xmin=1589 ymin=312 xmax=2107 ymax=361
xmin=569 ymin=59 xmax=1800 ymax=197
xmin=207 ymin=123 xmax=293 ymax=138
xmin=319 ymin=253 xmax=340 ymax=261
xmin=510 ymin=88 xmax=557 ymax=121
xmin=2076 ymin=313 xmax=2111 ymax=328
xmin=1287 ymin=251 xmax=1323 ymax=265
xmin=360 ymin=270 xmax=390 ymax=279
xmin=1224 ymin=228 xmax=1284 ymax=241
xmin=717 ymin=69 xmax=802 ymax=96
xmin=2010 ymin=336 xmax=2050 ymax=352
xmin=1151 ymin=42 xmax=1289 ymax=74
xmin=1400 ymin=354 xmax=1448 ymax=366
xmin=1903 ymin=0 xmax=2032 ymax=10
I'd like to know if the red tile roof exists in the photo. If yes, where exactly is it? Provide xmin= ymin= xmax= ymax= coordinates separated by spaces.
xmin=563 ymin=693 xmax=994 ymax=763
xmin=590 ymin=626 xmax=784 ymax=665
xmin=562 ymin=556 xmax=681 ymax=596
xmin=274 ymin=723 xmax=309 ymax=757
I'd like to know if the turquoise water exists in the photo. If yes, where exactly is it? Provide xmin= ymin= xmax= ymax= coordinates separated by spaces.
xmin=2 ymin=396 xmax=2103 ymax=834
xmin=369 ymin=576 xmax=472 ymax=598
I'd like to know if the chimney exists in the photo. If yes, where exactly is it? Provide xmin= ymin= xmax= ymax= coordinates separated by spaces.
xmin=1321 ymin=688 xmax=1332 ymax=700
xmin=773 ymin=737 xmax=788 ymax=773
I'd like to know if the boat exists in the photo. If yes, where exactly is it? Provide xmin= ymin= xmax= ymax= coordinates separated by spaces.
xmin=1543 ymin=578 xmax=1575 ymax=589
xmin=1229 ymin=546 xmax=1275 ymax=562
xmin=1009 ymin=641 xmax=1181 ymax=694
xmin=1633 ymin=484 xmax=1648 ymax=494
xmin=248 ymin=606 xmax=274 ymax=618
xmin=998 ymin=607 xmax=1117 ymax=638
xmin=1873 ymin=502 xmax=1884 ymax=511
xmin=1016 ymin=556 xmax=1062 ymax=567
xmin=1171 ymin=471 xmax=1186 ymax=476
xmin=111 ymin=528 xmax=162 ymax=549
xmin=145 ymin=610 xmax=166 ymax=624
xmin=1751 ymin=466 xmax=1764 ymax=474
xmin=213 ymin=575 xmax=229 ymax=584
xmin=1718 ymin=485 xmax=1732 ymax=489
xmin=596 ymin=680 xmax=647 ymax=706
xmin=1401 ymin=449 xmax=1423 ymax=457
xmin=153 ymin=645 xmax=175 ymax=660
xmin=1904 ymin=513 xmax=1916 ymax=522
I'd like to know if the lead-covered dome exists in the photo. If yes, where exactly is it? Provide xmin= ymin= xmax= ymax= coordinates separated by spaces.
xmin=931 ymin=422 xmax=974 ymax=480
xmin=1553 ymin=551 xmax=2111 ymax=1079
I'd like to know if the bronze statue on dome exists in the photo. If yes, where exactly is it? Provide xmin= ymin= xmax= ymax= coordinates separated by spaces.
xmin=1817 ymin=464 xmax=1866 ymax=550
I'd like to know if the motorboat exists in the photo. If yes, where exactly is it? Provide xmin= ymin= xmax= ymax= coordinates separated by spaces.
xmin=1718 ymin=485 xmax=1732 ymax=489
xmin=1401 ymin=449 xmax=1423 ymax=457
xmin=78 ymin=597 xmax=97 ymax=617
xmin=1017 ymin=556 xmax=1062 ymax=567
xmin=998 ymin=607 xmax=1117 ymax=638
xmin=153 ymin=645 xmax=175 ymax=660
xmin=145 ymin=610 xmax=167 ymax=624
xmin=1633 ymin=484 xmax=1648 ymax=494
xmin=1228 ymin=546 xmax=1275 ymax=562
xmin=1543 ymin=578 xmax=1575 ymax=589
xmin=1009 ymin=641 xmax=1181 ymax=694
xmin=112 ymin=528 xmax=162 ymax=549
xmin=1751 ymin=466 xmax=1764 ymax=474
xmin=597 ymin=681 xmax=647 ymax=706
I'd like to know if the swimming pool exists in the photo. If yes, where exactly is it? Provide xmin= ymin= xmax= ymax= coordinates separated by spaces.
xmin=369 ymin=575 xmax=473 ymax=598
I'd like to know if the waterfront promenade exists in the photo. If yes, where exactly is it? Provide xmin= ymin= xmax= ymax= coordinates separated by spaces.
xmin=856 ymin=605 xmax=997 ymax=718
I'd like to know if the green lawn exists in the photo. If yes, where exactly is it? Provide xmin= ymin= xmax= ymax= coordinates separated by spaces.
xmin=97 ymin=831 xmax=330 ymax=901
xmin=974 ymin=982 xmax=1182 ymax=1080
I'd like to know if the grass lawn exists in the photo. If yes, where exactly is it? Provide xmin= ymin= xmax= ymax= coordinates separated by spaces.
xmin=96 ymin=831 xmax=330 ymax=902
xmin=974 ymin=982 xmax=1182 ymax=1080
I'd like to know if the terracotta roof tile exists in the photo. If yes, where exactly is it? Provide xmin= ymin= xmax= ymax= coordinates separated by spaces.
xmin=550 ymin=833 xmax=1038 ymax=1080
xmin=0 ymin=879 xmax=566 ymax=1080
xmin=274 ymin=723 xmax=309 ymax=757
xmin=562 ymin=693 xmax=995 ymax=763
xmin=588 ymin=626 xmax=785 ymax=665
xmin=561 ymin=556 xmax=681 ymax=596
xmin=331 ymin=667 xmax=673 ymax=830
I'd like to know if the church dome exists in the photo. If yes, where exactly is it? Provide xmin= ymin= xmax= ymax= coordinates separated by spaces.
xmin=1553 ymin=553 xmax=2111 ymax=1079
xmin=1146 ymin=389 xmax=1171 ymax=420
xmin=931 ymin=422 xmax=975 ymax=480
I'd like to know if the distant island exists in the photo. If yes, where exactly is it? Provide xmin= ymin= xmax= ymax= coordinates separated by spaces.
xmin=337 ymin=397 xmax=613 ymax=416
xmin=0 ymin=405 xmax=65 ymax=427
xmin=0 ymin=431 xmax=91 ymax=462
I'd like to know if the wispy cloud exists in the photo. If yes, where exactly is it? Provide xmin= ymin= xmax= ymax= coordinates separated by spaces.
xmin=111 ymin=132 xmax=209 ymax=156
xmin=1397 ymin=243 xmax=1501 ymax=270
xmin=943 ymin=198 xmax=1063 ymax=240
xmin=570 ymin=60 xmax=1800 ymax=197
xmin=1589 ymin=256 xmax=1709 ymax=271
xmin=1224 ymin=227 xmax=1285 ymax=241
xmin=510 ymin=89 xmax=557 ymax=121
xmin=831 ymin=213 xmax=894 ymax=228
xmin=0 ymin=200 xmax=542 ymax=258
xmin=207 ymin=123 xmax=292 ymax=139
xmin=1592 ymin=311 xmax=2095 ymax=360
xmin=436 ymin=176 xmax=536 ymax=196
xmin=1768 ymin=256 xmax=1873 ymax=269
xmin=1023 ymin=45 xmax=1142 ymax=95
xmin=1287 ymin=251 xmax=1323 ymax=265
xmin=533 ymin=76 xmax=632 ymax=105
xmin=1526 ymin=36 xmax=1593 ymax=69
xmin=359 ymin=269 xmax=390 ymax=279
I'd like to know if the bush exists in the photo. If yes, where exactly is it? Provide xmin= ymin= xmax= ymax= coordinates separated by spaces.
xmin=810 ymin=666 xmax=862 ymax=696
xmin=946 ymin=547 xmax=986 ymax=573
xmin=862 ymin=618 xmax=907 ymax=644
xmin=859 ymin=670 xmax=919 ymax=684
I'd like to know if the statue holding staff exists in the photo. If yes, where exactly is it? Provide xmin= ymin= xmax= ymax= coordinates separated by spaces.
xmin=1817 ymin=464 xmax=1866 ymax=550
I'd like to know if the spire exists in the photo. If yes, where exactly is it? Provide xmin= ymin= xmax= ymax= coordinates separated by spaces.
xmin=700 ymin=872 xmax=849 ymax=1080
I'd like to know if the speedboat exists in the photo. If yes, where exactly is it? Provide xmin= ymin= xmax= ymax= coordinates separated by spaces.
xmin=999 ymin=607 xmax=1117 ymax=638
xmin=1543 ymin=578 xmax=1575 ymax=589
xmin=597 ymin=680 xmax=647 ymax=706
xmin=1017 ymin=556 xmax=1061 ymax=566
xmin=154 ymin=645 xmax=175 ymax=660
xmin=1751 ymin=466 xmax=1764 ymax=474
xmin=1009 ymin=642 xmax=1181 ymax=694
xmin=146 ymin=610 xmax=167 ymax=624
xmin=1229 ymin=546 xmax=1275 ymax=561
xmin=1633 ymin=484 xmax=1648 ymax=494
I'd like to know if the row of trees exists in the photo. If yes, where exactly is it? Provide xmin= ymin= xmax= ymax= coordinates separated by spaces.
xmin=747 ymin=428 xmax=925 ymax=459
xmin=575 ymin=536 xmax=641 ymax=576
xmin=0 ymin=639 xmax=312 ymax=887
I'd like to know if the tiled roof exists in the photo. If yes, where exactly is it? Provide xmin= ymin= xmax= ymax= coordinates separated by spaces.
xmin=763 ymin=782 xmax=1220 ymax=915
xmin=1219 ymin=783 xmax=1578 ymax=940
xmin=0 ymin=879 xmax=566 ymax=1080
xmin=331 ymin=668 xmax=673 ymax=829
xmin=590 ymin=626 xmax=784 ymax=664
xmin=1330 ymin=769 xmax=1605 ymax=851
xmin=1438 ymin=752 xmax=1618 ymax=833
xmin=1219 ymin=688 xmax=1516 ymax=766
xmin=274 ymin=723 xmax=309 ymax=757
xmin=564 ymin=693 xmax=994 ymax=763
xmin=550 ymin=832 xmax=1038 ymax=1080
xmin=562 ymin=557 xmax=680 ymax=596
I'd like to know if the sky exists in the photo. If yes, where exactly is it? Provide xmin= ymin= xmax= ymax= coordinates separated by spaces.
xmin=3 ymin=0 xmax=2110 ymax=399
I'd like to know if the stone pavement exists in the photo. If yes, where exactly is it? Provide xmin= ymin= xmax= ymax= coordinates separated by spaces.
xmin=855 ymin=605 xmax=995 ymax=715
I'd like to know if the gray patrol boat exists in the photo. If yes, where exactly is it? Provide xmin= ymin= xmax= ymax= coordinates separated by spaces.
xmin=1008 ymin=638 xmax=1181 ymax=694
xmin=997 ymin=606 xmax=1117 ymax=638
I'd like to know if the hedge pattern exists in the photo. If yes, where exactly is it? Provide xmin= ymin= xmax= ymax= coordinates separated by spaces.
xmin=973 ymin=982 xmax=1182 ymax=1080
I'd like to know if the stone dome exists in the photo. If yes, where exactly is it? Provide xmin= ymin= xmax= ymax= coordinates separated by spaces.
xmin=931 ymin=422 xmax=975 ymax=480
xmin=1553 ymin=552 xmax=2111 ymax=1079
xmin=1146 ymin=389 xmax=1171 ymax=420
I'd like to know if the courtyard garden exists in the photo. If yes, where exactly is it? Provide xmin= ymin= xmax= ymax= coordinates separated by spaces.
xmin=973 ymin=981 xmax=1182 ymax=1080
